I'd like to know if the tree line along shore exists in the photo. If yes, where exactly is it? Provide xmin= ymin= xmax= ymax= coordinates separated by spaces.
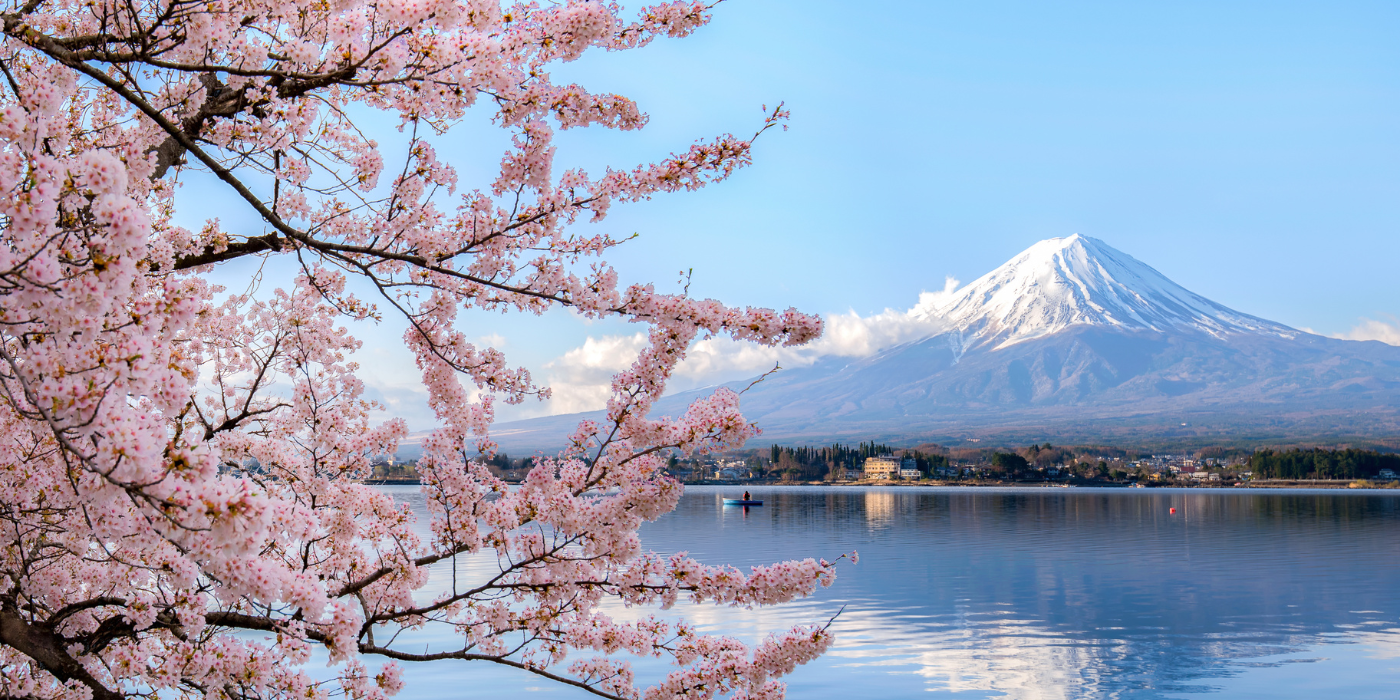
xmin=365 ymin=444 xmax=1400 ymax=488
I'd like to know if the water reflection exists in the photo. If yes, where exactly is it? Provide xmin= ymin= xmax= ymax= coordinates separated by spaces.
xmin=378 ymin=486 xmax=1400 ymax=699
xmin=864 ymin=490 xmax=897 ymax=526
xmin=642 ymin=487 xmax=1400 ymax=699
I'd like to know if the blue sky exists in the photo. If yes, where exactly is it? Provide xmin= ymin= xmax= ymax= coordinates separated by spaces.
xmin=188 ymin=0 xmax=1400 ymax=426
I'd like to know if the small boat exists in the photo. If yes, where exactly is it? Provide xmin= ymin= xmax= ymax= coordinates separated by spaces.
xmin=723 ymin=499 xmax=764 ymax=506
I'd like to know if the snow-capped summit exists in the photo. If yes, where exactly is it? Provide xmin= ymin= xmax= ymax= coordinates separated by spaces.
xmin=928 ymin=234 xmax=1294 ymax=350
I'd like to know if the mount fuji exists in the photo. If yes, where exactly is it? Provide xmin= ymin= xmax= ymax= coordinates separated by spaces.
xmin=927 ymin=234 xmax=1295 ymax=352
xmin=492 ymin=236 xmax=1400 ymax=450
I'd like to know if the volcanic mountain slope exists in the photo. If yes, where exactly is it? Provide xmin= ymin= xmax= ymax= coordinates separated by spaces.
xmin=489 ymin=236 xmax=1400 ymax=451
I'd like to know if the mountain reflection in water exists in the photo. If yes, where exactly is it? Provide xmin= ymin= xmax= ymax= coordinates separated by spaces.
xmin=379 ymin=486 xmax=1400 ymax=699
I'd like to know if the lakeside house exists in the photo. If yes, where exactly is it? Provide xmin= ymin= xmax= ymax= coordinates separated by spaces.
xmin=712 ymin=458 xmax=750 ymax=480
xmin=865 ymin=454 xmax=919 ymax=480
xmin=1380 ymin=469 xmax=1398 ymax=480
xmin=863 ymin=455 xmax=902 ymax=479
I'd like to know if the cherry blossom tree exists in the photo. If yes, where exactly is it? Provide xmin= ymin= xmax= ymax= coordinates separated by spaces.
xmin=0 ymin=0 xmax=848 ymax=698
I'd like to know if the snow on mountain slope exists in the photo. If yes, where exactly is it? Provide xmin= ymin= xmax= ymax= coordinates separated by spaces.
xmin=927 ymin=235 xmax=1295 ymax=350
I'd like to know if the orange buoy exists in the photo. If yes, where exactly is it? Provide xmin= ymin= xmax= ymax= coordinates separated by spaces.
xmin=1170 ymin=507 xmax=1176 ymax=514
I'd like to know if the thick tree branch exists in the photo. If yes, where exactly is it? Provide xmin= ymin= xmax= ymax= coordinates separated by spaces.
xmin=0 ymin=602 xmax=124 ymax=700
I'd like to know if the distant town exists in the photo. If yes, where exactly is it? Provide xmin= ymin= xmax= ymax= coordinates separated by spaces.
xmin=368 ymin=443 xmax=1400 ymax=489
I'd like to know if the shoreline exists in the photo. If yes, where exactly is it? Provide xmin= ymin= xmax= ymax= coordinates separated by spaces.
xmin=364 ymin=477 xmax=1400 ymax=490
xmin=683 ymin=479 xmax=1399 ymax=490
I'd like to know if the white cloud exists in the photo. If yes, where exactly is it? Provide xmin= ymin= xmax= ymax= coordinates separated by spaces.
xmin=677 ymin=275 xmax=960 ymax=382
xmin=540 ymin=333 xmax=649 ymax=415
xmin=530 ymin=278 xmax=962 ymax=416
xmin=1335 ymin=317 xmax=1400 ymax=346
xmin=823 ymin=275 xmax=961 ymax=355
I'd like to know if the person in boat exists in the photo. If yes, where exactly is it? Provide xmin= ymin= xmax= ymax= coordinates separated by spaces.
xmin=742 ymin=490 xmax=751 ymax=502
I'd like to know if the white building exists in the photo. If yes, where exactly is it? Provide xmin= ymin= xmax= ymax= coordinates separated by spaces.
xmin=862 ymin=456 xmax=907 ymax=478
xmin=1379 ymin=469 xmax=1398 ymax=480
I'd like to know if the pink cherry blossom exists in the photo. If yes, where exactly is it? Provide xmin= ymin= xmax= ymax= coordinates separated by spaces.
xmin=0 ymin=1 xmax=840 ymax=698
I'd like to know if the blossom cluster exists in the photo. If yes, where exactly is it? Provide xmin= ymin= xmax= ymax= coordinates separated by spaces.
xmin=0 ymin=0 xmax=839 ymax=698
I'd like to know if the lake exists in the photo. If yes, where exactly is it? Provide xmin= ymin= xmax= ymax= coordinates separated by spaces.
xmin=380 ymin=485 xmax=1400 ymax=699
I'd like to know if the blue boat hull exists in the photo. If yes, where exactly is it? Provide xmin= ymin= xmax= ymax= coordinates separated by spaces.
xmin=723 ymin=499 xmax=763 ymax=506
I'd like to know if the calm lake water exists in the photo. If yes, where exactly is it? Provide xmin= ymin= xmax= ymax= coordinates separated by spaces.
xmin=378 ymin=485 xmax=1400 ymax=699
